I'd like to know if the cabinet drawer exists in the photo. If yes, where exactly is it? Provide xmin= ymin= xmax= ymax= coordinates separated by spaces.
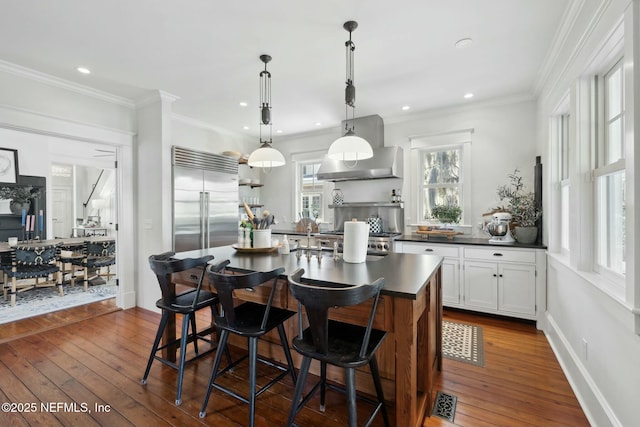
xmin=400 ymin=242 xmax=459 ymax=258
xmin=288 ymin=293 xmax=391 ymax=331
xmin=234 ymin=278 xmax=289 ymax=309
xmin=464 ymin=247 xmax=535 ymax=263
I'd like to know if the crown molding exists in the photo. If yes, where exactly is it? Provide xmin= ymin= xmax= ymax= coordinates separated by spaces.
xmin=383 ymin=92 xmax=536 ymax=126
xmin=533 ymin=0 xmax=586 ymax=95
xmin=0 ymin=102 xmax=135 ymax=146
xmin=135 ymin=90 xmax=181 ymax=109
xmin=0 ymin=59 xmax=136 ymax=108
xmin=171 ymin=113 xmax=248 ymax=139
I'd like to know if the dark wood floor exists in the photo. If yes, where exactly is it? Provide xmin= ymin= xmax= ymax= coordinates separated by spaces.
xmin=0 ymin=305 xmax=589 ymax=427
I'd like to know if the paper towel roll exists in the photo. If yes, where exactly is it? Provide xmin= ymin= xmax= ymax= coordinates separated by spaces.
xmin=343 ymin=220 xmax=370 ymax=263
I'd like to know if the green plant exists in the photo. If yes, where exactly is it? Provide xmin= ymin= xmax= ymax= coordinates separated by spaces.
xmin=496 ymin=169 xmax=541 ymax=227
xmin=431 ymin=204 xmax=462 ymax=224
xmin=0 ymin=186 xmax=40 ymax=204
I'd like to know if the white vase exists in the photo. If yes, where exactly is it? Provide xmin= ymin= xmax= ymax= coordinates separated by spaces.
xmin=0 ymin=199 xmax=12 ymax=214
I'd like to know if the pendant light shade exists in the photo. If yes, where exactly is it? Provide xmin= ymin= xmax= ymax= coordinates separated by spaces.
xmin=248 ymin=54 xmax=285 ymax=169
xmin=248 ymin=143 xmax=286 ymax=167
xmin=328 ymin=21 xmax=373 ymax=162
xmin=327 ymin=130 xmax=373 ymax=161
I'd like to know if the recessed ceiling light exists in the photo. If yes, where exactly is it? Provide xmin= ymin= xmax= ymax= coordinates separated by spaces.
xmin=401 ymin=105 xmax=411 ymax=111
xmin=242 ymin=126 xmax=250 ymax=130
xmin=455 ymin=38 xmax=473 ymax=48
xmin=276 ymin=129 xmax=283 ymax=133
xmin=239 ymin=101 xmax=248 ymax=107
xmin=464 ymin=93 xmax=474 ymax=99
xmin=315 ymin=122 xmax=322 ymax=126
xmin=76 ymin=66 xmax=91 ymax=74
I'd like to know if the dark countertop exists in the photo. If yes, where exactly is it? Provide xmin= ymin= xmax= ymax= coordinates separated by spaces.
xmin=174 ymin=245 xmax=443 ymax=300
xmin=396 ymin=234 xmax=547 ymax=249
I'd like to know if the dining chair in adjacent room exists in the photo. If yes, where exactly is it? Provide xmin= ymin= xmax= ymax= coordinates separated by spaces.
xmin=286 ymin=268 xmax=390 ymax=427
xmin=200 ymin=260 xmax=297 ymax=427
xmin=142 ymin=252 xmax=231 ymax=405
xmin=71 ymin=239 xmax=116 ymax=291
xmin=2 ymin=243 xmax=62 ymax=307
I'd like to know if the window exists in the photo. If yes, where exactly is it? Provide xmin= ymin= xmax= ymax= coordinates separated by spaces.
xmin=297 ymin=161 xmax=325 ymax=221
xmin=419 ymin=147 xmax=462 ymax=221
xmin=594 ymin=58 xmax=625 ymax=276
xmin=559 ymin=114 xmax=570 ymax=253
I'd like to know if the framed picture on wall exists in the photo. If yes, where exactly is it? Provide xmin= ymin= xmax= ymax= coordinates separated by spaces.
xmin=0 ymin=148 xmax=18 ymax=184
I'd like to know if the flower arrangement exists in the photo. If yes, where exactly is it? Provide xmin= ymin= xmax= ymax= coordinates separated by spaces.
xmin=0 ymin=186 xmax=40 ymax=204
xmin=496 ymin=169 xmax=541 ymax=227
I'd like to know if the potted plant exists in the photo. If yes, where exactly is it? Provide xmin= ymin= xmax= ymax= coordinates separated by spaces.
xmin=431 ymin=204 xmax=462 ymax=228
xmin=0 ymin=185 xmax=40 ymax=215
xmin=496 ymin=169 xmax=541 ymax=244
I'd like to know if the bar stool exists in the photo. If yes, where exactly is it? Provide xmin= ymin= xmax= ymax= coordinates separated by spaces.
xmin=142 ymin=252 xmax=230 ymax=405
xmin=199 ymin=259 xmax=297 ymax=427
xmin=286 ymin=268 xmax=390 ymax=427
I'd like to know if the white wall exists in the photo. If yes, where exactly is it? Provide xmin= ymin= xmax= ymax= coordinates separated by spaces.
xmin=536 ymin=1 xmax=639 ymax=426
xmin=261 ymin=97 xmax=538 ymax=236
xmin=0 ymin=65 xmax=137 ymax=310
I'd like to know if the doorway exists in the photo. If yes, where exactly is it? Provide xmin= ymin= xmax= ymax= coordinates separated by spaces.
xmin=51 ymin=163 xmax=117 ymax=238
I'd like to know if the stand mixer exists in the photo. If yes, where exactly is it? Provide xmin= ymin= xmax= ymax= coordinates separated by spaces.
xmin=486 ymin=212 xmax=515 ymax=243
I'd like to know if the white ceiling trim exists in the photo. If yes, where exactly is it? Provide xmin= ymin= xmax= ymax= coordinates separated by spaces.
xmin=0 ymin=59 xmax=136 ymax=108
xmin=0 ymin=102 xmax=135 ymax=146
xmin=533 ymin=0 xmax=586 ymax=95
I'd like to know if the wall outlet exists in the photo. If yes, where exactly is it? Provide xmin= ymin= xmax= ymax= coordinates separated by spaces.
xmin=581 ymin=338 xmax=588 ymax=360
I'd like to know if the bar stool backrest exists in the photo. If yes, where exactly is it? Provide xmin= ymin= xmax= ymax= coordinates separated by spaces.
xmin=287 ymin=268 xmax=384 ymax=358
xmin=148 ymin=252 xmax=214 ymax=307
xmin=207 ymin=259 xmax=285 ymax=333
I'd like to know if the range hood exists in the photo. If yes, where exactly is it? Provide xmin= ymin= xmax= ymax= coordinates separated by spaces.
xmin=316 ymin=114 xmax=403 ymax=181
xmin=316 ymin=145 xmax=403 ymax=181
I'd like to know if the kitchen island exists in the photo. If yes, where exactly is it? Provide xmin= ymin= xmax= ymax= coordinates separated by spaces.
xmin=171 ymin=245 xmax=443 ymax=427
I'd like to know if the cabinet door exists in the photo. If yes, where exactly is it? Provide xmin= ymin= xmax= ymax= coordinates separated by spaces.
xmin=441 ymin=259 xmax=460 ymax=306
xmin=498 ymin=263 xmax=536 ymax=316
xmin=463 ymin=261 xmax=498 ymax=310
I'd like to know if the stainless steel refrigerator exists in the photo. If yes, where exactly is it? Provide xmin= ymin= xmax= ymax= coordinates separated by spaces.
xmin=172 ymin=146 xmax=239 ymax=252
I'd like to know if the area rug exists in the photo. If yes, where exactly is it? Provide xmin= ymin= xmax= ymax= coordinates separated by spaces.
xmin=442 ymin=320 xmax=485 ymax=367
xmin=0 ymin=280 xmax=116 ymax=325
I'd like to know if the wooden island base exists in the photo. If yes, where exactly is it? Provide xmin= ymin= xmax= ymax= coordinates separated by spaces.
xmin=172 ymin=268 xmax=441 ymax=427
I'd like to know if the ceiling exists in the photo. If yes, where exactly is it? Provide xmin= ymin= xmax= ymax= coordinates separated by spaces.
xmin=0 ymin=0 xmax=570 ymax=138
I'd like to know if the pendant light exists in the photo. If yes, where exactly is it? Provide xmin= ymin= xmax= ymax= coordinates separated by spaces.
xmin=327 ymin=21 xmax=373 ymax=163
xmin=248 ymin=54 xmax=286 ymax=169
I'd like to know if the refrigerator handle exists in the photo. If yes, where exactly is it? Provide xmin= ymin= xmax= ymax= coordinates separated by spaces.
xmin=200 ymin=192 xmax=206 ymax=249
xmin=204 ymin=192 xmax=211 ymax=247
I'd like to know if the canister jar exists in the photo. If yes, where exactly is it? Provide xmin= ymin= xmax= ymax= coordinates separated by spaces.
xmin=332 ymin=189 xmax=344 ymax=205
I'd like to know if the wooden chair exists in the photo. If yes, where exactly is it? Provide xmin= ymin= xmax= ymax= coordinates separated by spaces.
xmin=286 ymin=268 xmax=390 ymax=427
xmin=141 ymin=252 xmax=231 ymax=406
xmin=71 ymin=240 xmax=116 ymax=291
xmin=2 ymin=243 xmax=62 ymax=307
xmin=57 ymin=242 xmax=85 ymax=285
xmin=199 ymin=259 xmax=297 ymax=427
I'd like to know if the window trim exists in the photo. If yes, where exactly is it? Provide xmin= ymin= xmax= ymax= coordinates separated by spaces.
xmin=409 ymin=130 xmax=472 ymax=226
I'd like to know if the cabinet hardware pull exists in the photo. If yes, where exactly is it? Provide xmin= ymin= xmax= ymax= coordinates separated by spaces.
xmin=493 ymin=274 xmax=497 ymax=277
xmin=499 ymin=274 xmax=503 ymax=277
xmin=493 ymin=253 xmax=503 ymax=256
xmin=425 ymin=248 xmax=434 ymax=252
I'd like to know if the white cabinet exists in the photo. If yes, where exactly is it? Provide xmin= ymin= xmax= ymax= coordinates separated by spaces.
xmin=395 ymin=242 xmax=461 ymax=307
xmin=463 ymin=247 xmax=538 ymax=320
xmin=396 ymin=241 xmax=545 ymax=324
xmin=463 ymin=260 xmax=498 ymax=310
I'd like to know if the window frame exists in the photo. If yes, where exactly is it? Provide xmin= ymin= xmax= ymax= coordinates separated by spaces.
xmin=293 ymin=157 xmax=328 ymax=224
xmin=410 ymin=130 xmax=472 ymax=227
xmin=592 ymin=57 xmax=626 ymax=280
